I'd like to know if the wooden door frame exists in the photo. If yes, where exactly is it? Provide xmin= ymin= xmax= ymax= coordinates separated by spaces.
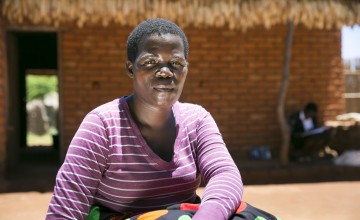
xmin=4 ymin=26 xmax=62 ymax=173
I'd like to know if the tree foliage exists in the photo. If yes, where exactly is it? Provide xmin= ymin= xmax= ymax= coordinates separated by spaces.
xmin=26 ymin=75 xmax=58 ymax=101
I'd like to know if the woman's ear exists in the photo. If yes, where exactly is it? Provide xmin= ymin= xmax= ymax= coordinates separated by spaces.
xmin=126 ymin=61 xmax=134 ymax=78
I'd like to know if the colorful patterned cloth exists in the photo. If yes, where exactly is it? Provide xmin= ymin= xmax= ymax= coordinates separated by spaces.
xmin=87 ymin=202 xmax=279 ymax=220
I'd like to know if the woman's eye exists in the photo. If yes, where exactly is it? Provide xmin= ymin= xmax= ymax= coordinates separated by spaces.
xmin=144 ymin=60 xmax=157 ymax=65
xmin=170 ymin=61 xmax=184 ymax=68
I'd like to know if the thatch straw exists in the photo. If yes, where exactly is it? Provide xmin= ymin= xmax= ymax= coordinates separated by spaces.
xmin=1 ymin=0 xmax=360 ymax=30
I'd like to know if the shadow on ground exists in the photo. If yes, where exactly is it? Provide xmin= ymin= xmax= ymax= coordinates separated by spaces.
xmin=1 ymin=146 xmax=60 ymax=193
xmin=238 ymin=158 xmax=360 ymax=185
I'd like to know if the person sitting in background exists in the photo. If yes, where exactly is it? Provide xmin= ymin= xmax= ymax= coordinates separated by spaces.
xmin=289 ymin=102 xmax=332 ymax=161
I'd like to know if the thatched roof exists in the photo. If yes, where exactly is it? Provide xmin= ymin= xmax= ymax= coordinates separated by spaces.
xmin=2 ymin=0 xmax=360 ymax=30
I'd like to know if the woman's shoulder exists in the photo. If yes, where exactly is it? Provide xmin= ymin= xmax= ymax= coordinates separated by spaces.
xmin=88 ymin=97 xmax=125 ymax=117
xmin=174 ymin=101 xmax=209 ymax=121
xmin=175 ymin=101 xmax=206 ymax=112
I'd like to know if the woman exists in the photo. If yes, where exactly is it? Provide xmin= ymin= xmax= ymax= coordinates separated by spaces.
xmin=47 ymin=18 xmax=269 ymax=220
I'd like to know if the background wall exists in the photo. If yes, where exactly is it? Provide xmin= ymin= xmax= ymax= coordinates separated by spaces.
xmin=0 ymin=18 xmax=6 ymax=177
xmin=58 ymin=24 xmax=345 ymax=161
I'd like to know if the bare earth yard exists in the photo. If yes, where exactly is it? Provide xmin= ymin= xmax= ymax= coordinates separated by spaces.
xmin=0 ymin=181 xmax=358 ymax=220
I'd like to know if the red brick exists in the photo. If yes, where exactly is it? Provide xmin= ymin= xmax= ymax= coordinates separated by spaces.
xmin=33 ymin=24 xmax=343 ymax=159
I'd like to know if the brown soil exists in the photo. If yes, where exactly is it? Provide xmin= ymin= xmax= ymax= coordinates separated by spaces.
xmin=0 ymin=181 xmax=359 ymax=219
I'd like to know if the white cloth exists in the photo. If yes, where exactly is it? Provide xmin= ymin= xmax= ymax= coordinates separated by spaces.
xmin=333 ymin=150 xmax=360 ymax=167
xmin=300 ymin=110 xmax=315 ymax=131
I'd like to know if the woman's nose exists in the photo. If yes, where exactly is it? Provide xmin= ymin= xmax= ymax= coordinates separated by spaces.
xmin=156 ymin=66 xmax=174 ymax=78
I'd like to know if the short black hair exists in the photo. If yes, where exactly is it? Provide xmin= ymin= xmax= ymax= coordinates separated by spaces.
xmin=126 ymin=18 xmax=189 ymax=62
xmin=305 ymin=102 xmax=318 ymax=112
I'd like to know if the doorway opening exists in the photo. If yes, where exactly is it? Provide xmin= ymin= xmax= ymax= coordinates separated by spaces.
xmin=26 ymin=70 xmax=58 ymax=149
xmin=342 ymin=25 xmax=360 ymax=112
xmin=6 ymin=31 xmax=60 ymax=191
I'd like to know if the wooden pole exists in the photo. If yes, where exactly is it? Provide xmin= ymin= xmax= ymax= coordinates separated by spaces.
xmin=278 ymin=19 xmax=294 ymax=166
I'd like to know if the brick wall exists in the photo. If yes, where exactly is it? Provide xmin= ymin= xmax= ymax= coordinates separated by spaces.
xmin=288 ymin=26 xmax=344 ymax=120
xmin=183 ymin=25 xmax=345 ymax=159
xmin=60 ymin=24 xmax=345 ymax=160
xmin=60 ymin=26 xmax=133 ymax=157
xmin=0 ymin=18 xmax=6 ymax=177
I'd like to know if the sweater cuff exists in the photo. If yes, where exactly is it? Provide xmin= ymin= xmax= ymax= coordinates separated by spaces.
xmin=192 ymin=202 xmax=227 ymax=220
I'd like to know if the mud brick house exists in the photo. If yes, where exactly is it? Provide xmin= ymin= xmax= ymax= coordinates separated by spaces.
xmin=0 ymin=0 xmax=359 ymax=179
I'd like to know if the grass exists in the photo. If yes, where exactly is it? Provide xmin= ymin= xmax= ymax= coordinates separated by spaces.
xmin=27 ymin=132 xmax=53 ymax=147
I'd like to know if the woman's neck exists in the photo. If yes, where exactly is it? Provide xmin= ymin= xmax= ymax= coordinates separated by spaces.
xmin=126 ymin=95 xmax=174 ymax=129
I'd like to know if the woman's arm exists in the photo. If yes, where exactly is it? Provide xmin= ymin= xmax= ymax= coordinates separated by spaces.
xmin=46 ymin=112 xmax=109 ymax=219
xmin=192 ymin=110 xmax=243 ymax=220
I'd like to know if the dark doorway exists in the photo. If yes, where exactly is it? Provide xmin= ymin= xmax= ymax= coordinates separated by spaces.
xmin=5 ymin=31 xmax=60 ymax=191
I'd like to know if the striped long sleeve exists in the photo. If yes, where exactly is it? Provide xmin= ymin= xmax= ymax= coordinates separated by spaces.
xmin=192 ymin=111 xmax=243 ymax=220
xmin=46 ymin=112 xmax=109 ymax=219
xmin=46 ymin=98 xmax=243 ymax=219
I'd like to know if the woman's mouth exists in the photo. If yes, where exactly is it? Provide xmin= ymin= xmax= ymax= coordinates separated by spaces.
xmin=153 ymin=87 xmax=175 ymax=92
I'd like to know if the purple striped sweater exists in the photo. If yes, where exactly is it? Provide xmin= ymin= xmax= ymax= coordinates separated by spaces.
xmin=46 ymin=97 xmax=243 ymax=220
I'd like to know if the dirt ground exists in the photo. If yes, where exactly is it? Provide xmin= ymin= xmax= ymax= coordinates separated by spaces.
xmin=242 ymin=181 xmax=360 ymax=219
xmin=0 ymin=181 xmax=358 ymax=220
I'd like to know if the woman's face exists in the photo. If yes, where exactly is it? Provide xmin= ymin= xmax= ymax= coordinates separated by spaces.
xmin=126 ymin=33 xmax=188 ymax=108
